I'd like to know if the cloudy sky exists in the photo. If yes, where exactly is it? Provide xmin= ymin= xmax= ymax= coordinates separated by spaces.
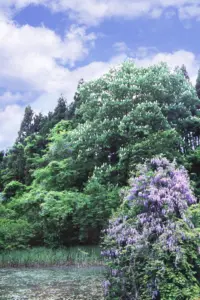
xmin=0 ymin=0 xmax=200 ymax=148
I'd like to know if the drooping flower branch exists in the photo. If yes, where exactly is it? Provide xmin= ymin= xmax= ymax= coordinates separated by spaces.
xmin=102 ymin=158 xmax=199 ymax=299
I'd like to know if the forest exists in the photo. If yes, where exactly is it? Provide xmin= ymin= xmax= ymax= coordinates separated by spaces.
xmin=0 ymin=61 xmax=200 ymax=299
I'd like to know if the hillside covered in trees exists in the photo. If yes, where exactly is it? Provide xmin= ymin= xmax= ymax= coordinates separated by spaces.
xmin=0 ymin=61 xmax=200 ymax=298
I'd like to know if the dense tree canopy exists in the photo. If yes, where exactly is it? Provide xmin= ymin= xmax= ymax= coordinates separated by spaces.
xmin=60 ymin=62 xmax=200 ymax=187
xmin=0 ymin=61 xmax=200 ymax=279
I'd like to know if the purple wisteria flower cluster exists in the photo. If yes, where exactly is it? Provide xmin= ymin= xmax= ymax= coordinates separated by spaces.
xmin=102 ymin=157 xmax=197 ymax=299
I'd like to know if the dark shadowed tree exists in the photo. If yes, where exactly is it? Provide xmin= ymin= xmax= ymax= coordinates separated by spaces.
xmin=17 ymin=106 xmax=34 ymax=143
xmin=180 ymin=64 xmax=190 ymax=81
xmin=68 ymin=79 xmax=84 ymax=121
xmin=52 ymin=96 xmax=68 ymax=124
xmin=196 ymin=68 xmax=200 ymax=99
xmin=32 ymin=113 xmax=46 ymax=133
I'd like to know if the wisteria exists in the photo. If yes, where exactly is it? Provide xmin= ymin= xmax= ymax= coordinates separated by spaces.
xmin=102 ymin=157 xmax=199 ymax=299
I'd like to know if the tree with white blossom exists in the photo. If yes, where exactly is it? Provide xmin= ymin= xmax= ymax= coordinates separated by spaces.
xmin=65 ymin=61 xmax=200 ymax=188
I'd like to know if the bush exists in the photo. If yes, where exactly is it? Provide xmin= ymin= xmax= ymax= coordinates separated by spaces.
xmin=7 ymin=188 xmax=46 ymax=246
xmin=6 ymin=181 xmax=120 ymax=248
xmin=102 ymin=157 xmax=200 ymax=299
xmin=41 ymin=183 xmax=120 ymax=246
xmin=3 ymin=180 xmax=25 ymax=199
xmin=0 ymin=218 xmax=33 ymax=250
xmin=0 ymin=204 xmax=16 ymax=218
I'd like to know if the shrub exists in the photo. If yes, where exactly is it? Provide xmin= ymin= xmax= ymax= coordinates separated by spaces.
xmin=102 ymin=157 xmax=200 ymax=299
xmin=0 ymin=218 xmax=33 ymax=250
xmin=6 ymin=182 xmax=120 ymax=247
xmin=41 ymin=184 xmax=120 ymax=246
xmin=3 ymin=180 xmax=25 ymax=199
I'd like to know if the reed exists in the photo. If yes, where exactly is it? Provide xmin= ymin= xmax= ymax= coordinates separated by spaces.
xmin=0 ymin=246 xmax=103 ymax=268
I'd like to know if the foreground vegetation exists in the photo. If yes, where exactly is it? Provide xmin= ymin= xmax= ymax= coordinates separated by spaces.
xmin=0 ymin=61 xmax=200 ymax=298
xmin=102 ymin=158 xmax=200 ymax=299
xmin=0 ymin=246 xmax=102 ymax=268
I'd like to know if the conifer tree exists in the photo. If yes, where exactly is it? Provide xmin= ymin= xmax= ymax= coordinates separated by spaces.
xmin=32 ymin=113 xmax=45 ymax=133
xmin=68 ymin=79 xmax=84 ymax=121
xmin=17 ymin=106 xmax=34 ymax=143
xmin=196 ymin=68 xmax=200 ymax=99
xmin=180 ymin=64 xmax=190 ymax=81
xmin=52 ymin=96 xmax=68 ymax=124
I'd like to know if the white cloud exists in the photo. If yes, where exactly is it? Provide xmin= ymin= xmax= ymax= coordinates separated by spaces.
xmin=0 ymin=52 xmax=126 ymax=148
xmin=0 ymin=1 xmax=199 ymax=149
xmin=0 ymin=16 xmax=96 ymax=148
xmin=179 ymin=5 xmax=200 ymax=20
xmin=41 ymin=0 xmax=160 ymax=25
xmin=0 ymin=20 xmax=96 ymax=94
xmin=113 ymin=42 xmax=130 ymax=54
xmin=0 ymin=105 xmax=24 ymax=149
xmin=0 ymin=0 xmax=200 ymax=26
xmin=31 ymin=49 xmax=199 ymax=117
xmin=134 ymin=49 xmax=199 ymax=84
xmin=31 ymin=53 xmax=127 ymax=114
xmin=1 ymin=0 xmax=199 ymax=25
xmin=0 ymin=91 xmax=35 ymax=106
xmin=0 ymin=92 xmax=22 ymax=105
xmin=133 ymin=47 xmax=158 ymax=58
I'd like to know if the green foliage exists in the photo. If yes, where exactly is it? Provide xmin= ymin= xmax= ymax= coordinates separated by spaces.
xmin=1 ymin=143 xmax=26 ymax=185
xmin=127 ymin=129 xmax=184 ymax=168
xmin=3 ymin=181 xmax=25 ymax=199
xmin=7 ymin=188 xmax=47 ymax=246
xmin=40 ymin=184 xmax=119 ymax=246
xmin=102 ymin=158 xmax=200 ymax=299
xmin=76 ymin=180 xmax=120 ymax=243
xmin=17 ymin=105 xmax=34 ymax=143
xmin=196 ymin=68 xmax=200 ymax=99
xmin=33 ymin=159 xmax=77 ymax=191
xmin=185 ymin=147 xmax=200 ymax=198
xmin=143 ymin=233 xmax=200 ymax=300
xmin=47 ymin=120 xmax=73 ymax=159
xmin=187 ymin=203 xmax=200 ymax=229
xmin=0 ymin=205 xmax=16 ymax=218
xmin=180 ymin=64 xmax=190 ymax=81
xmin=62 ymin=61 xmax=200 ymax=187
xmin=1 ymin=60 xmax=200 ymax=300
xmin=6 ymin=181 xmax=119 ymax=247
xmin=0 ymin=218 xmax=33 ymax=250
xmin=67 ymin=78 xmax=84 ymax=122
xmin=51 ymin=96 xmax=68 ymax=125
xmin=0 ymin=246 xmax=102 ymax=267
xmin=0 ymin=97 xmax=70 ymax=190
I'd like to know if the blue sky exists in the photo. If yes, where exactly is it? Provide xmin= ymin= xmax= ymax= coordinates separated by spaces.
xmin=0 ymin=0 xmax=200 ymax=148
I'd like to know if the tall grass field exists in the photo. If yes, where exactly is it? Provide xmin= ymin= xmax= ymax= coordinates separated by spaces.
xmin=0 ymin=246 xmax=103 ymax=268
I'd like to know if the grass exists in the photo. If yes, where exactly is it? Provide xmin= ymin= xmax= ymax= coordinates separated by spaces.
xmin=0 ymin=246 xmax=104 ymax=268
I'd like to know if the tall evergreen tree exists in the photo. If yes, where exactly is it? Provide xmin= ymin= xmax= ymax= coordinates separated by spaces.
xmin=68 ymin=79 xmax=84 ymax=121
xmin=2 ymin=143 xmax=26 ymax=184
xmin=32 ymin=113 xmax=45 ymax=133
xmin=0 ymin=151 xmax=4 ymax=163
xmin=180 ymin=64 xmax=190 ymax=81
xmin=196 ymin=68 xmax=200 ymax=99
xmin=52 ymin=96 xmax=68 ymax=124
xmin=17 ymin=106 xmax=34 ymax=143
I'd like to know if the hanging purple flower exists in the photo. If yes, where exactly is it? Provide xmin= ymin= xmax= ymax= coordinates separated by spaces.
xmin=102 ymin=157 xmax=198 ymax=299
